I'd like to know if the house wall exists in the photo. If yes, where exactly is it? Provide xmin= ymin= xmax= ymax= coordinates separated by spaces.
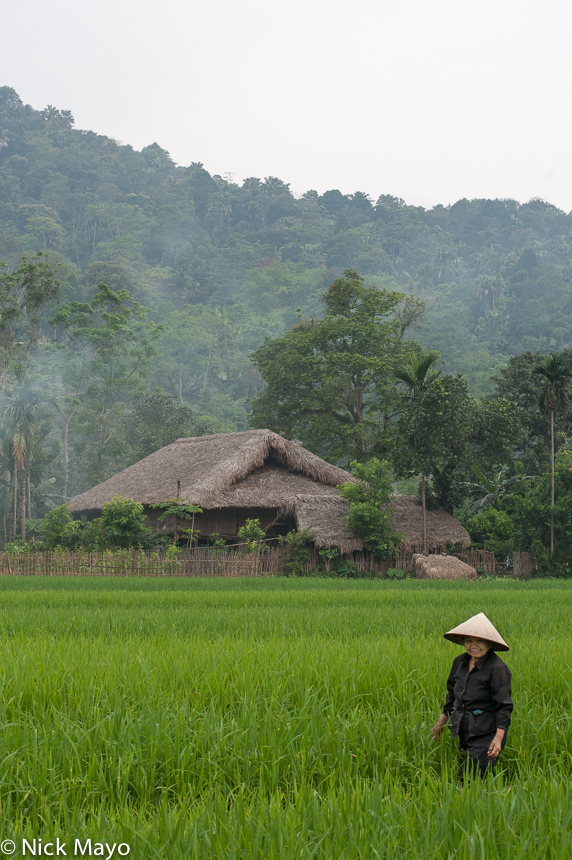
xmin=144 ymin=506 xmax=295 ymax=542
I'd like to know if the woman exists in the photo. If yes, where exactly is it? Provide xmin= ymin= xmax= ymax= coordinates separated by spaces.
xmin=430 ymin=612 xmax=513 ymax=779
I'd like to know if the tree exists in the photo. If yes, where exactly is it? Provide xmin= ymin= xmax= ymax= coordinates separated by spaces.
xmin=460 ymin=464 xmax=530 ymax=515
xmin=0 ymin=370 xmax=54 ymax=540
xmin=150 ymin=499 xmax=202 ymax=545
xmin=51 ymin=283 xmax=163 ymax=489
xmin=532 ymin=353 xmax=572 ymax=554
xmin=237 ymin=518 xmax=268 ymax=552
xmin=394 ymin=375 xmax=475 ymax=515
xmin=475 ymin=274 xmax=508 ymax=358
xmin=338 ymin=458 xmax=400 ymax=558
xmin=0 ymin=253 xmax=64 ymax=387
xmin=491 ymin=351 xmax=572 ymax=477
xmin=250 ymin=270 xmax=424 ymax=463
xmin=124 ymin=391 xmax=196 ymax=461
xmin=393 ymin=350 xmax=441 ymax=550
xmin=510 ymin=442 xmax=572 ymax=574
xmin=393 ymin=351 xmax=442 ymax=398
xmin=462 ymin=508 xmax=515 ymax=559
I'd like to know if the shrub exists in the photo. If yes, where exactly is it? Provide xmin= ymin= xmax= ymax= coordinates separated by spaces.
xmin=99 ymin=496 xmax=147 ymax=549
xmin=35 ymin=504 xmax=82 ymax=549
xmin=79 ymin=517 xmax=108 ymax=551
xmin=463 ymin=508 xmax=515 ymax=559
xmin=238 ymin=518 xmax=268 ymax=552
xmin=339 ymin=458 xmax=401 ymax=559
xmin=279 ymin=529 xmax=314 ymax=575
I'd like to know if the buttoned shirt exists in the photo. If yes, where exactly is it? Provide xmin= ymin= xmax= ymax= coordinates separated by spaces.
xmin=443 ymin=649 xmax=513 ymax=738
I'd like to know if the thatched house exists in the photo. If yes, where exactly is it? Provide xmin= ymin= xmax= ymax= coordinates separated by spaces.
xmin=68 ymin=429 xmax=471 ymax=554
xmin=282 ymin=492 xmax=471 ymax=555
xmin=67 ymin=430 xmax=360 ymax=550
xmin=386 ymin=495 xmax=470 ymax=552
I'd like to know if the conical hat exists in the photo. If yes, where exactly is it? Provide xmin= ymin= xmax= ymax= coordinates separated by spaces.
xmin=443 ymin=612 xmax=509 ymax=651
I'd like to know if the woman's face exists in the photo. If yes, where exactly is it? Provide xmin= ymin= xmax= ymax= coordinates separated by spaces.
xmin=463 ymin=636 xmax=492 ymax=659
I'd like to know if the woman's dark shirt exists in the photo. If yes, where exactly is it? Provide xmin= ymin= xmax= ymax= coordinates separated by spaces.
xmin=443 ymin=649 xmax=513 ymax=738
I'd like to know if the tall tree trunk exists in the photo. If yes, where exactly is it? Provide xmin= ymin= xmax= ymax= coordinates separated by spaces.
xmin=27 ymin=474 xmax=31 ymax=520
xmin=12 ymin=465 xmax=17 ymax=541
xmin=21 ymin=476 xmax=26 ymax=541
xmin=63 ymin=417 xmax=70 ymax=500
xmin=97 ymin=409 xmax=105 ymax=481
xmin=551 ymin=409 xmax=555 ymax=555
xmin=421 ymin=474 xmax=427 ymax=553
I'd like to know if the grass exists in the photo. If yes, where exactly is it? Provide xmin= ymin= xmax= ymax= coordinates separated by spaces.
xmin=0 ymin=576 xmax=570 ymax=858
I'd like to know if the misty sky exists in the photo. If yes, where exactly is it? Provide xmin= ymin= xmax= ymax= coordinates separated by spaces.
xmin=2 ymin=0 xmax=571 ymax=210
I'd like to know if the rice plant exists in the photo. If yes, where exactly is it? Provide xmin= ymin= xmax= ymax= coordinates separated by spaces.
xmin=0 ymin=577 xmax=569 ymax=858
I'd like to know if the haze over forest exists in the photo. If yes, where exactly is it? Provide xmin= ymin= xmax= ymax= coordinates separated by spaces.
xmin=1 ymin=85 xmax=571 ymax=502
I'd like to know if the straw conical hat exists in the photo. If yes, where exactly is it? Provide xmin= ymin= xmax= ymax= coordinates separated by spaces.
xmin=443 ymin=612 xmax=509 ymax=651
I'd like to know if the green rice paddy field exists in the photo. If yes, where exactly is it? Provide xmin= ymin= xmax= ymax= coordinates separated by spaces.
xmin=0 ymin=576 xmax=571 ymax=859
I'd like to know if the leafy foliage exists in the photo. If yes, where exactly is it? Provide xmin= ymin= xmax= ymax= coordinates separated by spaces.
xmin=460 ymin=464 xmax=530 ymax=514
xmin=394 ymin=375 xmax=476 ymax=512
xmin=150 ymin=499 xmax=202 ymax=522
xmin=510 ymin=442 xmax=572 ymax=572
xmin=533 ymin=353 xmax=572 ymax=414
xmin=339 ymin=459 xmax=400 ymax=558
xmin=462 ymin=508 xmax=515 ymax=559
xmin=99 ymin=495 xmax=147 ymax=548
xmin=250 ymin=270 xmax=424 ymax=462
xmin=278 ymin=528 xmax=314 ymax=576
xmin=123 ymin=391 xmax=196 ymax=461
xmin=34 ymin=504 xmax=81 ymax=549
xmin=238 ymin=518 xmax=268 ymax=552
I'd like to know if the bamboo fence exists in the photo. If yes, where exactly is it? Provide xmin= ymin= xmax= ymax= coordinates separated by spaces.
xmin=0 ymin=547 xmax=285 ymax=577
xmin=0 ymin=545 xmax=498 ymax=578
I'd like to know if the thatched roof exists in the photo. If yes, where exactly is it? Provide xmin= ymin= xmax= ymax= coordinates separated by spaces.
xmin=387 ymin=495 xmax=470 ymax=551
xmin=68 ymin=429 xmax=354 ymax=513
xmin=281 ymin=494 xmax=364 ymax=554
xmin=281 ymin=493 xmax=470 ymax=555
xmin=68 ymin=431 xmax=469 ymax=554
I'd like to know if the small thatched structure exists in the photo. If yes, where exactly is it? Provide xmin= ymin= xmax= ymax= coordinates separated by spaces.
xmin=280 ymin=494 xmax=363 ymax=554
xmin=387 ymin=495 xmax=470 ymax=552
xmin=281 ymin=493 xmax=470 ymax=556
xmin=68 ymin=430 xmax=357 ymax=549
xmin=413 ymin=553 xmax=477 ymax=581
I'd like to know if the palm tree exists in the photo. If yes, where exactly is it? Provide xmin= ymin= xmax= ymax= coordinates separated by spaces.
xmin=1 ymin=371 xmax=43 ymax=541
xmin=394 ymin=351 xmax=441 ymax=551
xmin=532 ymin=353 xmax=572 ymax=554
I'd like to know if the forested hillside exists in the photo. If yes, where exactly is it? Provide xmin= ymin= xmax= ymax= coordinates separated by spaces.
xmin=1 ymin=84 xmax=572 ymax=515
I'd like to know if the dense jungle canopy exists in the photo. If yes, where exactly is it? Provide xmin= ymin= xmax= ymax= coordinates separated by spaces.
xmin=1 ymin=84 xmax=572 ymax=557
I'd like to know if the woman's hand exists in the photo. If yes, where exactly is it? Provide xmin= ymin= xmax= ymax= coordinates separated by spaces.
xmin=430 ymin=714 xmax=448 ymax=740
xmin=487 ymin=728 xmax=505 ymax=758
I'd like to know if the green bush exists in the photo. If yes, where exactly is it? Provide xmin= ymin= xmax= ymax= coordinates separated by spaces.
xmin=339 ymin=459 xmax=401 ymax=559
xmin=279 ymin=529 xmax=314 ymax=576
xmin=238 ymin=518 xmax=268 ymax=552
xmin=463 ymin=508 xmax=515 ymax=559
xmin=99 ymin=496 xmax=147 ymax=549
xmin=35 ymin=505 xmax=82 ymax=549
